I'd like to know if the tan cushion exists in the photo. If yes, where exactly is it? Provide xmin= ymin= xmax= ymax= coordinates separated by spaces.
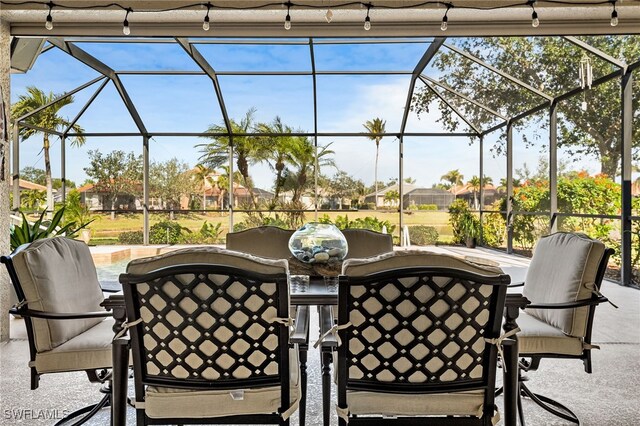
xmin=144 ymin=347 xmax=300 ymax=419
xmin=127 ymin=246 xmax=289 ymax=276
xmin=11 ymin=237 xmax=105 ymax=352
xmin=342 ymin=229 xmax=393 ymax=260
xmin=34 ymin=317 xmax=114 ymax=373
xmin=346 ymin=389 xmax=486 ymax=417
xmin=226 ymin=227 xmax=294 ymax=260
xmin=522 ymin=232 xmax=605 ymax=337
xmin=516 ymin=311 xmax=585 ymax=356
xmin=343 ymin=250 xmax=504 ymax=277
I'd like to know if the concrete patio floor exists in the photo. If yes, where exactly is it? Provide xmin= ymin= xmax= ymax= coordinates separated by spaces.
xmin=1 ymin=246 xmax=638 ymax=425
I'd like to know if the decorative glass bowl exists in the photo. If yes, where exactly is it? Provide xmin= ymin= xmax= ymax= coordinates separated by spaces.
xmin=288 ymin=223 xmax=348 ymax=264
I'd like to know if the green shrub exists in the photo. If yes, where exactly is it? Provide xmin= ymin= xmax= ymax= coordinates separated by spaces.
xmin=448 ymin=199 xmax=471 ymax=244
xmin=408 ymin=226 xmax=439 ymax=246
xmin=418 ymin=204 xmax=438 ymax=211
xmin=322 ymin=214 xmax=396 ymax=234
xmin=181 ymin=221 xmax=223 ymax=244
xmin=407 ymin=204 xmax=418 ymax=211
xmin=481 ymin=208 xmax=506 ymax=247
xmin=118 ymin=230 xmax=143 ymax=244
xmin=149 ymin=220 xmax=190 ymax=245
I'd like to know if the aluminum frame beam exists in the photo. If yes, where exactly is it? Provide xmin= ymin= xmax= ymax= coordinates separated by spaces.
xmin=563 ymin=36 xmax=626 ymax=69
xmin=47 ymin=38 xmax=148 ymax=135
xmin=444 ymin=43 xmax=553 ymax=102
xmin=422 ymin=80 xmax=482 ymax=135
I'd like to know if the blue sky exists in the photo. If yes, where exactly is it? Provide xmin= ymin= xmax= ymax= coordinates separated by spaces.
xmin=11 ymin=38 xmax=600 ymax=191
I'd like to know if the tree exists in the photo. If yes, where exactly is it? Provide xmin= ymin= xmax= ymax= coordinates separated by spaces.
xmin=384 ymin=189 xmax=400 ymax=207
xmin=198 ymin=108 xmax=269 ymax=209
xmin=83 ymin=150 xmax=142 ymax=220
xmin=363 ymin=117 xmax=386 ymax=210
xmin=21 ymin=189 xmax=46 ymax=211
xmin=150 ymin=158 xmax=191 ymax=220
xmin=412 ymin=37 xmax=640 ymax=177
xmin=193 ymin=164 xmax=213 ymax=210
xmin=256 ymin=116 xmax=298 ymax=209
xmin=326 ymin=171 xmax=365 ymax=209
xmin=441 ymin=169 xmax=464 ymax=188
xmin=282 ymin=139 xmax=335 ymax=204
xmin=11 ymin=87 xmax=85 ymax=212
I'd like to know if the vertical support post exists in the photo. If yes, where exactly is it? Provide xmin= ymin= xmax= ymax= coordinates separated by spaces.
xmin=142 ymin=135 xmax=149 ymax=246
xmin=399 ymin=136 xmax=404 ymax=246
xmin=621 ymin=70 xmax=633 ymax=286
xmin=506 ymin=121 xmax=514 ymax=254
xmin=228 ymin=138 xmax=234 ymax=231
xmin=479 ymin=136 xmax=484 ymax=243
xmin=314 ymin=139 xmax=319 ymax=221
xmin=60 ymin=136 xmax=66 ymax=206
xmin=12 ymin=121 xmax=19 ymax=211
xmin=549 ymin=101 xmax=558 ymax=233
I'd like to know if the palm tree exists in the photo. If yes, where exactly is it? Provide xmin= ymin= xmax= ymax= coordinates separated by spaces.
xmin=363 ymin=117 xmax=386 ymax=210
xmin=194 ymin=164 xmax=213 ymax=210
xmin=11 ymin=86 xmax=85 ymax=212
xmin=197 ymin=108 xmax=269 ymax=210
xmin=441 ymin=169 xmax=464 ymax=189
xmin=256 ymin=116 xmax=296 ymax=209
xmin=468 ymin=176 xmax=481 ymax=209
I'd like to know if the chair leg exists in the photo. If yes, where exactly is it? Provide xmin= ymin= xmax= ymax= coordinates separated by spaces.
xmin=321 ymin=350 xmax=333 ymax=426
xmin=520 ymin=382 xmax=580 ymax=424
xmin=299 ymin=344 xmax=308 ymax=426
xmin=54 ymin=391 xmax=111 ymax=426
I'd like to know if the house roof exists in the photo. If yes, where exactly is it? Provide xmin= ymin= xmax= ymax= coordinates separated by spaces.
xmin=9 ymin=177 xmax=47 ymax=192
xmin=449 ymin=183 xmax=496 ymax=196
xmin=365 ymin=183 xmax=419 ymax=198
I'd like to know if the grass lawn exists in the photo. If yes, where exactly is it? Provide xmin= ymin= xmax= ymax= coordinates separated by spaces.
xmin=85 ymin=210 xmax=454 ymax=243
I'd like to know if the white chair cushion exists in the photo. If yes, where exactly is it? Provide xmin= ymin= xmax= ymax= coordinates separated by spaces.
xmin=34 ymin=317 xmax=114 ymax=373
xmin=346 ymin=389 xmax=486 ymax=417
xmin=226 ymin=227 xmax=294 ymax=260
xmin=522 ymin=232 xmax=605 ymax=337
xmin=144 ymin=347 xmax=300 ymax=419
xmin=343 ymin=251 xmax=504 ymax=277
xmin=516 ymin=311 xmax=585 ymax=356
xmin=342 ymin=229 xmax=393 ymax=260
xmin=127 ymin=246 xmax=289 ymax=275
xmin=12 ymin=237 xmax=105 ymax=351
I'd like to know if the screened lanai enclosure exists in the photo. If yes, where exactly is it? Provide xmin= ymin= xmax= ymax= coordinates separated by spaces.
xmin=2 ymin=1 xmax=640 ymax=290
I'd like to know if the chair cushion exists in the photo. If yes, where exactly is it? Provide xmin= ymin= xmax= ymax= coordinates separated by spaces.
xmin=343 ymin=250 xmax=504 ymax=277
xmin=12 ymin=237 xmax=105 ymax=352
xmin=226 ymin=227 xmax=294 ymax=260
xmin=342 ymin=229 xmax=393 ymax=260
xmin=127 ymin=246 xmax=289 ymax=276
xmin=144 ymin=347 xmax=300 ymax=419
xmin=522 ymin=232 xmax=605 ymax=337
xmin=346 ymin=389 xmax=486 ymax=417
xmin=516 ymin=311 xmax=585 ymax=356
xmin=34 ymin=317 xmax=114 ymax=373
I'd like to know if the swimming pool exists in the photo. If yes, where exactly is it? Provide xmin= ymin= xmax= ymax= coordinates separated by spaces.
xmin=96 ymin=260 xmax=129 ymax=292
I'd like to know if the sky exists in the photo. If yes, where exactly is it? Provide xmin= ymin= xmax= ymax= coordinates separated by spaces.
xmin=10 ymin=38 xmax=603 ymax=192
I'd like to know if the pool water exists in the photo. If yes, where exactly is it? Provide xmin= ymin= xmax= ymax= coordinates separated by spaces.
xmin=96 ymin=260 xmax=129 ymax=292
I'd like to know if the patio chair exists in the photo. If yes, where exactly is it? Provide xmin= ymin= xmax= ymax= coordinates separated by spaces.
xmin=512 ymin=232 xmax=614 ymax=424
xmin=226 ymin=226 xmax=295 ymax=260
xmin=120 ymin=247 xmax=304 ymax=425
xmin=225 ymin=226 xmax=310 ymax=425
xmin=1 ymin=237 xmax=116 ymax=425
xmin=323 ymin=251 xmax=511 ymax=425
xmin=341 ymin=228 xmax=393 ymax=260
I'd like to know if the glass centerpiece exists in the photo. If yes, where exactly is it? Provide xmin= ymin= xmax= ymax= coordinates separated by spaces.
xmin=288 ymin=223 xmax=348 ymax=264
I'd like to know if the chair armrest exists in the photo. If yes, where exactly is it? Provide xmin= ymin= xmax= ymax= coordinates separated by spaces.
xmin=526 ymin=296 xmax=608 ymax=310
xmin=290 ymin=305 xmax=310 ymax=345
xmin=318 ymin=305 xmax=338 ymax=349
xmin=102 ymin=288 xmax=121 ymax=293
xmin=508 ymin=282 xmax=524 ymax=288
xmin=8 ymin=307 xmax=112 ymax=320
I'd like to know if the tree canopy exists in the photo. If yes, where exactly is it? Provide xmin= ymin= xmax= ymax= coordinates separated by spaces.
xmin=412 ymin=36 xmax=640 ymax=177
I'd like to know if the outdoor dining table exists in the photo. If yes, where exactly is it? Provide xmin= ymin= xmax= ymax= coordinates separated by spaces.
xmin=101 ymin=277 xmax=527 ymax=426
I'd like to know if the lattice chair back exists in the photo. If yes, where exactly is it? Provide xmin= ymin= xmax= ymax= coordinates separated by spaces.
xmin=226 ymin=226 xmax=294 ymax=260
xmin=337 ymin=252 xmax=509 ymax=422
xmin=341 ymin=228 xmax=393 ymax=260
xmin=120 ymin=247 xmax=298 ymax=423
